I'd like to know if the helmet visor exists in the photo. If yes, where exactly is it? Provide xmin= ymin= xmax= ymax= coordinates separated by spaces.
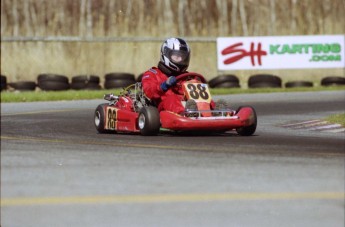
xmin=169 ymin=50 xmax=190 ymax=66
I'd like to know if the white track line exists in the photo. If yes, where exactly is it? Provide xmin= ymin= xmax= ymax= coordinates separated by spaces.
xmin=281 ymin=120 xmax=345 ymax=133
xmin=281 ymin=120 xmax=321 ymax=127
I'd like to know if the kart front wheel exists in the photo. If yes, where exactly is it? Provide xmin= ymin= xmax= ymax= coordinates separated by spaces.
xmin=95 ymin=104 xmax=113 ymax=134
xmin=236 ymin=106 xmax=257 ymax=136
xmin=138 ymin=106 xmax=160 ymax=136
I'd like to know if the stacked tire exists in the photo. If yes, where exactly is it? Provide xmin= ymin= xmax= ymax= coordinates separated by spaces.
xmin=71 ymin=75 xmax=101 ymax=90
xmin=321 ymin=76 xmax=345 ymax=86
xmin=37 ymin=74 xmax=70 ymax=91
xmin=248 ymin=74 xmax=282 ymax=88
xmin=137 ymin=73 xmax=144 ymax=82
xmin=208 ymin=75 xmax=240 ymax=88
xmin=1 ymin=75 xmax=7 ymax=91
xmin=8 ymin=81 xmax=37 ymax=91
xmin=104 ymin=73 xmax=136 ymax=89
xmin=285 ymin=81 xmax=313 ymax=88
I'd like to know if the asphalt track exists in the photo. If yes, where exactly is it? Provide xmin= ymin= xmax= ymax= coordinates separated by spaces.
xmin=1 ymin=90 xmax=345 ymax=227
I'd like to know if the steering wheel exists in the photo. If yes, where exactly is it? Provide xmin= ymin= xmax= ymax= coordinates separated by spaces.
xmin=175 ymin=72 xmax=207 ymax=83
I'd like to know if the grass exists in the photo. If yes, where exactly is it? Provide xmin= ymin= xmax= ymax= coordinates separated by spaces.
xmin=325 ymin=113 xmax=345 ymax=127
xmin=0 ymin=89 xmax=121 ymax=103
xmin=1 ymin=86 xmax=344 ymax=103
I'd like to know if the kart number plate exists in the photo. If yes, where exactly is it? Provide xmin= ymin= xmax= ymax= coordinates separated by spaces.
xmin=183 ymin=82 xmax=211 ymax=103
xmin=105 ymin=107 xmax=118 ymax=130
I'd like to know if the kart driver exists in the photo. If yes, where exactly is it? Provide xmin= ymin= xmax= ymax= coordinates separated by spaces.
xmin=141 ymin=37 xmax=219 ymax=116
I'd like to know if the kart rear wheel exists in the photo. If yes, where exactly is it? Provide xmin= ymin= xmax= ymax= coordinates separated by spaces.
xmin=236 ymin=106 xmax=257 ymax=136
xmin=95 ymin=104 xmax=113 ymax=134
xmin=138 ymin=106 xmax=160 ymax=136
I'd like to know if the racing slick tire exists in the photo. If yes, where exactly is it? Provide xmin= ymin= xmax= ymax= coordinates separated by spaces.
xmin=95 ymin=104 xmax=114 ymax=134
xmin=138 ymin=106 xmax=161 ymax=136
xmin=236 ymin=106 xmax=257 ymax=136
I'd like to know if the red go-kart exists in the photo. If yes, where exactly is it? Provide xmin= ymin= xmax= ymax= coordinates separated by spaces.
xmin=94 ymin=72 xmax=257 ymax=136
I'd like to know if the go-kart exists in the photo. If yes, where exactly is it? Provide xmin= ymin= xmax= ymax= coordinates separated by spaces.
xmin=94 ymin=72 xmax=257 ymax=136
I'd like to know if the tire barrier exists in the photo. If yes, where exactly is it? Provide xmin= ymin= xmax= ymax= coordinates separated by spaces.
xmin=37 ymin=74 xmax=70 ymax=91
xmin=8 ymin=81 xmax=37 ymax=91
xmin=104 ymin=72 xmax=136 ymax=89
xmin=71 ymin=75 xmax=101 ymax=90
xmin=3 ymin=72 xmax=344 ymax=93
xmin=208 ymin=75 xmax=240 ymax=88
xmin=1 ymin=75 xmax=7 ymax=91
xmin=248 ymin=74 xmax=282 ymax=88
xmin=105 ymin=72 xmax=135 ymax=81
xmin=285 ymin=81 xmax=313 ymax=88
xmin=321 ymin=76 xmax=345 ymax=86
xmin=137 ymin=73 xmax=144 ymax=82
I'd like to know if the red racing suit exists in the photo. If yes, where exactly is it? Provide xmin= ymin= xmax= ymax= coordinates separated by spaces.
xmin=141 ymin=67 xmax=215 ymax=114
xmin=141 ymin=67 xmax=185 ymax=113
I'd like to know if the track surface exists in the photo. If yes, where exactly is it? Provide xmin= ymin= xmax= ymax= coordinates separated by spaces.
xmin=1 ymin=91 xmax=345 ymax=227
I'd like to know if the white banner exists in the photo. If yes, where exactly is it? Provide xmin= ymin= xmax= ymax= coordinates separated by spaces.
xmin=217 ymin=35 xmax=345 ymax=70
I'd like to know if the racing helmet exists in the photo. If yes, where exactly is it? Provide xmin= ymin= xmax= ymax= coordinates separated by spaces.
xmin=160 ymin=37 xmax=191 ymax=73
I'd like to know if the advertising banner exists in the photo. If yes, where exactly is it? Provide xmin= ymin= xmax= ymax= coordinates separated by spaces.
xmin=217 ymin=35 xmax=345 ymax=70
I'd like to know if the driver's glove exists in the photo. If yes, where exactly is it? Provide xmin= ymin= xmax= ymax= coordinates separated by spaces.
xmin=160 ymin=76 xmax=177 ymax=92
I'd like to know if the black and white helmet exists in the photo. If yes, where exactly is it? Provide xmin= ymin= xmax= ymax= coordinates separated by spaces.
xmin=160 ymin=37 xmax=191 ymax=73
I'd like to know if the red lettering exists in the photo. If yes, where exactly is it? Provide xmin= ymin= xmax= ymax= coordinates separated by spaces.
xmin=221 ymin=42 xmax=267 ymax=66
